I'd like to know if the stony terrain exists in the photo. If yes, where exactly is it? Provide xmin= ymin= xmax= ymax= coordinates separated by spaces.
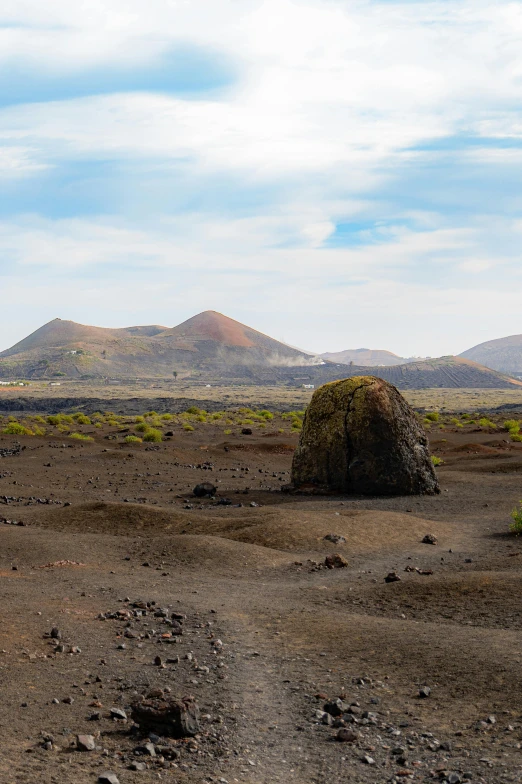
xmin=0 ymin=406 xmax=521 ymax=783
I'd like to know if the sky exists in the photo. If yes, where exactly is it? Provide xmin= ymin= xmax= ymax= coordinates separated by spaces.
xmin=1 ymin=0 xmax=522 ymax=357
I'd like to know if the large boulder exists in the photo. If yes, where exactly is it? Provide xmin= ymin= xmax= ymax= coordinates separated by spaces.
xmin=291 ymin=376 xmax=439 ymax=496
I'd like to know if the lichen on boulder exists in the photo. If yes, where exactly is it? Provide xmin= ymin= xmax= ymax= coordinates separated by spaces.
xmin=291 ymin=376 xmax=439 ymax=496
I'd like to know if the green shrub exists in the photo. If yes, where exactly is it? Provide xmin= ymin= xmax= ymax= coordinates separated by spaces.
xmin=74 ymin=414 xmax=92 ymax=425
xmin=186 ymin=406 xmax=200 ymax=415
xmin=196 ymin=414 xmax=207 ymax=422
xmin=3 ymin=422 xmax=33 ymax=436
xmin=510 ymin=501 xmax=522 ymax=534
xmin=425 ymin=412 xmax=439 ymax=422
xmin=70 ymin=432 xmax=93 ymax=442
xmin=431 ymin=455 xmax=444 ymax=466
xmin=144 ymin=411 xmax=158 ymax=418
xmin=124 ymin=435 xmax=142 ymax=444
xmin=478 ymin=417 xmax=496 ymax=428
xmin=183 ymin=424 xmax=195 ymax=432
xmin=510 ymin=433 xmax=522 ymax=442
xmin=161 ymin=413 xmax=173 ymax=421
xmin=135 ymin=422 xmax=149 ymax=433
xmin=143 ymin=428 xmax=162 ymax=443
xmin=223 ymin=429 xmax=232 ymax=435
xmin=134 ymin=416 xmax=145 ymax=423
xmin=258 ymin=410 xmax=274 ymax=420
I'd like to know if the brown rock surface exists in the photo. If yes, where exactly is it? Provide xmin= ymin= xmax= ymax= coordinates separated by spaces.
xmin=291 ymin=376 xmax=439 ymax=495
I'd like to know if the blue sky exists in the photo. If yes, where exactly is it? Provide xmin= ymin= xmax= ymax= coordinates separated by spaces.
xmin=1 ymin=0 xmax=522 ymax=356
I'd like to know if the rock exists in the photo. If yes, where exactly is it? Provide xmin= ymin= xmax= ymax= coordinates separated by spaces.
xmin=384 ymin=571 xmax=401 ymax=583
xmin=337 ymin=728 xmax=357 ymax=742
xmin=324 ymin=533 xmax=346 ymax=544
xmin=130 ymin=761 xmax=147 ymax=771
xmin=325 ymin=553 xmax=348 ymax=569
xmin=418 ymin=686 xmax=431 ymax=698
xmin=323 ymin=698 xmax=346 ymax=717
xmin=131 ymin=695 xmax=200 ymax=737
xmin=98 ymin=774 xmax=120 ymax=784
xmin=241 ymin=428 xmax=253 ymax=435
xmin=50 ymin=627 xmax=61 ymax=639
xmin=291 ymin=377 xmax=440 ymax=496
xmin=77 ymin=734 xmax=96 ymax=751
xmin=110 ymin=707 xmax=127 ymax=720
xmin=422 ymin=534 xmax=438 ymax=545
xmin=361 ymin=754 xmax=375 ymax=764
xmin=193 ymin=483 xmax=217 ymax=498
xmin=447 ymin=775 xmax=461 ymax=784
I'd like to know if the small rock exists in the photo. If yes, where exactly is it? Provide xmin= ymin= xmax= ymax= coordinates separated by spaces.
xmin=337 ymin=728 xmax=357 ymax=743
xmin=324 ymin=533 xmax=346 ymax=544
xmin=77 ymin=734 xmax=96 ymax=752
xmin=418 ymin=686 xmax=431 ymax=699
xmin=325 ymin=553 xmax=348 ymax=569
xmin=385 ymin=571 xmax=401 ymax=583
xmin=361 ymin=754 xmax=375 ymax=764
xmin=130 ymin=761 xmax=147 ymax=771
xmin=193 ymin=483 xmax=217 ymax=498
xmin=422 ymin=534 xmax=438 ymax=545
xmin=50 ymin=627 xmax=61 ymax=639
xmin=110 ymin=707 xmax=127 ymax=720
xmin=98 ymin=774 xmax=120 ymax=784
xmin=447 ymin=774 xmax=461 ymax=784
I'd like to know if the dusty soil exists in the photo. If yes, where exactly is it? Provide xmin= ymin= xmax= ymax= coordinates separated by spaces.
xmin=0 ymin=416 xmax=521 ymax=783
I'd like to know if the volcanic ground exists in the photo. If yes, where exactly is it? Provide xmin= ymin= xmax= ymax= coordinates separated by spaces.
xmin=0 ymin=410 xmax=521 ymax=784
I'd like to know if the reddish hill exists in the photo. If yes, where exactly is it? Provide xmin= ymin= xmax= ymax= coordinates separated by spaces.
xmin=158 ymin=311 xmax=303 ymax=353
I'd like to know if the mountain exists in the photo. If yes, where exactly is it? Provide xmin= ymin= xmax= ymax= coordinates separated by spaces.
xmin=459 ymin=334 xmax=522 ymax=375
xmin=1 ymin=314 xmax=520 ymax=389
xmin=0 ymin=311 xmax=319 ymax=380
xmin=321 ymin=348 xmax=414 ymax=366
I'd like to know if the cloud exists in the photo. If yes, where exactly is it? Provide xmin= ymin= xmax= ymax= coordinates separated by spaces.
xmin=0 ymin=0 xmax=521 ymax=358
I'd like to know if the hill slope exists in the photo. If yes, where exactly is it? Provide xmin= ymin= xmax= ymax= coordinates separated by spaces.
xmin=460 ymin=334 xmax=522 ymax=374
xmin=0 ymin=312 xmax=319 ymax=380
xmin=321 ymin=348 xmax=413 ymax=366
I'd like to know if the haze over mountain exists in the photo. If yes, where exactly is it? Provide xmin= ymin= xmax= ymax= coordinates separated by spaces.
xmin=460 ymin=334 xmax=522 ymax=375
xmin=321 ymin=348 xmax=416 ymax=367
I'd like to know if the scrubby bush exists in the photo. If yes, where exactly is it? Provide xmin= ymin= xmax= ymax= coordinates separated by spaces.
xmin=510 ymin=501 xmax=522 ymax=534
xmin=186 ymin=406 xmax=200 ymax=415
xmin=70 ymin=433 xmax=93 ymax=442
xmin=183 ymin=424 xmax=194 ymax=432
xmin=223 ymin=429 xmax=232 ymax=435
xmin=74 ymin=414 xmax=92 ymax=425
xmin=511 ymin=433 xmax=522 ymax=442
xmin=258 ymin=410 xmax=274 ymax=420
xmin=161 ymin=413 xmax=173 ymax=421
xmin=3 ymin=422 xmax=34 ymax=436
xmin=144 ymin=411 xmax=158 ymax=418
xmin=196 ymin=414 xmax=207 ymax=422
xmin=135 ymin=422 xmax=149 ymax=433
xmin=125 ymin=435 xmax=142 ymax=444
xmin=425 ymin=412 xmax=439 ymax=422
xmin=431 ymin=455 xmax=444 ymax=466
xmin=504 ymin=420 xmax=520 ymax=434
xmin=143 ymin=428 xmax=162 ymax=443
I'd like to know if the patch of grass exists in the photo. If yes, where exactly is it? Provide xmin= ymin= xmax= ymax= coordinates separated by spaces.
xmin=69 ymin=433 xmax=94 ymax=442
xmin=124 ymin=435 xmax=143 ymax=444
xmin=223 ymin=429 xmax=232 ymax=435
xmin=143 ymin=428 xmax=162 ymax=443
xmin=3 ymin=422 xmax=34 ymax=436
xmin=510 ymin=433 xmax=522 ymax=442
xmin=478 ymin=417 xmax=496 ymax=428
xmin=74 ymin=414 xmax=92 ymax=425
xmin=510 ymin=501 xmax=522 ymax=534
xmin=425 ymin=412 xmax=439 ymax=422
xmin=135 ymin=422 xmax=149 ymax=433
xmin=183 ymin=424 xmax=195 ymax=432
xmin=431 ymin=455 xmax=444 ymax=466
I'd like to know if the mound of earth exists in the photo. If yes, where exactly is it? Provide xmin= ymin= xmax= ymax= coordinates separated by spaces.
xmin=460 ymin=332 xmax=522 ymax=374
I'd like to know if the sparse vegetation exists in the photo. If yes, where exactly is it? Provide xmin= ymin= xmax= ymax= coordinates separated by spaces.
xmin=510 ymin=501 xmax=522 ymax=534
xmin=69 ymin=433 xmax=94 ymax=442
xmin=431 ymin=455 xmax=444 ymax=466
xmin=125 ymin=435 xmax=143 ymax=444
xmin=143 ymin=428 xmax=162 ymax=443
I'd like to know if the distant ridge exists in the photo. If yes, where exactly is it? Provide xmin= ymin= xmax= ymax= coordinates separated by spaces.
xmin=321 ymin=347 xmax=414 ymax=367
xmin=460 ymin=333 xmax=522 ymax=374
